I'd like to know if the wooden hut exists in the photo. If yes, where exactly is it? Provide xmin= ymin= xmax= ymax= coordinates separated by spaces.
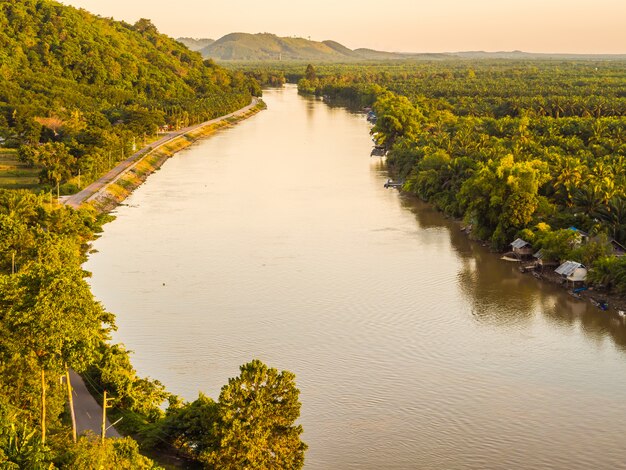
xmin=510 ymin=238 xmax=533 ymax=259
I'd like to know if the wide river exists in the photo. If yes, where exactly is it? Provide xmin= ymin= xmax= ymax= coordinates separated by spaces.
xmin=87 ymin=86 xmax=626 ymax=469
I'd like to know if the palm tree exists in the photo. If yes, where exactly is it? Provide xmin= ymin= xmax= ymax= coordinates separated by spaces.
xmin=595 ymin=196 xmax=626 ymax=243
xmin=552 ymin=156 xmax=585 ymax=206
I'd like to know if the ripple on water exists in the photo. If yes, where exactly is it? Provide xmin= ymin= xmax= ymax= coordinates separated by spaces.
xmin=89 ymin=87 xmax=626 ymax=470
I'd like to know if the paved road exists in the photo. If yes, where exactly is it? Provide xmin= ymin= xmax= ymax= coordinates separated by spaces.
xmin=63 ymin=98 xmax=259 ymax=209
xmin=64 ymin=99 xmax=260 ymax=440
xmin=70 ymin=370 xmax=121 ymax=438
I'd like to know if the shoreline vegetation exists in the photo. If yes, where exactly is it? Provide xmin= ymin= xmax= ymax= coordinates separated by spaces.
xmin=288 ymin=62 xmax=626 ymax=314
xmin=0 ymin=1 xmax=307 ymax=468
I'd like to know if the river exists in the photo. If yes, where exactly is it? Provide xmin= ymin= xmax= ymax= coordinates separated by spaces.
xmin=86 ymin=85 xmax=626 ymax=469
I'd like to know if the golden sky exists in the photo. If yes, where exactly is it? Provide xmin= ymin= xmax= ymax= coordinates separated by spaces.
xmin=60 ymin=0 xmax=626 ymax=54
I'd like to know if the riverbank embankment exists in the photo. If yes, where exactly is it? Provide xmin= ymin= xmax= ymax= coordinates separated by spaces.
xmin=60 ymin=97 xmax=265 ymax=444
xmin=64 ymin=98 xmax=265 ymax=213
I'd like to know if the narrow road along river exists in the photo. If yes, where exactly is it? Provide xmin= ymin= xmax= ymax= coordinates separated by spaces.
xmin=86 ymin=85 xmax=626 ymax=469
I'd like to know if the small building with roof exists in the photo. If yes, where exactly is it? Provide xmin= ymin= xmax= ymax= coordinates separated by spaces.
xmin=533 ymin=249 xmax=559 ymax=269
xmin=610 ymin=238 xmax=626 ymax=256
xmin=568 ymin=227 xmax=589 ymax=244
xmin=510 ymin=238 xmax=533 ymax=259
xmin=555 ymin=261 xmax=587 ymax=285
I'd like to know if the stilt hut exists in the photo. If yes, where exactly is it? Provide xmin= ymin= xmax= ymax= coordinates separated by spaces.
xmin=510 ymin=238 xmax=533 ymax=259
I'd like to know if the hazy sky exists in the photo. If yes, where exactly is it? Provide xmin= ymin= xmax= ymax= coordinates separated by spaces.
xmin=60 ymin=0 xmax=625 ymax=54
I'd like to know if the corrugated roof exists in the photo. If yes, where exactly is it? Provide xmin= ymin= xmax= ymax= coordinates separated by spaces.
xmin=533 ymin=249 xmax=544 ymax=259
xmin=511 ymin=238 xmax=530 ymax=249
xmin=555 ymin=260 xmax=585 ymax=276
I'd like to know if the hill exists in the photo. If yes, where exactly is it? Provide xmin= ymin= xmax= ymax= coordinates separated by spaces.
xmin=0 ymin=0 xmax=258 ymax=191
xmin=190 ymin=32 xmax=626 ymax=62
xmin=199 ymin=33 xmax=406 ymax=61
xmin=177 ymin=36 xmax=215 ymax=51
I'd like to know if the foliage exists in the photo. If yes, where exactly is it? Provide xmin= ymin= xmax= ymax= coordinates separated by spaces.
xmin=160 ymin=360 xmax=306 ymax=469
xmin=61 ymin=434 xmax=162 ymax=469
xmin=587 ymin=256 xmax=626 ymax=293
xmin=0 ymin=0 xmax=257 ymax=192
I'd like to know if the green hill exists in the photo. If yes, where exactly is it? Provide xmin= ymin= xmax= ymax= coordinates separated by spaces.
xmin=177 ymin=36 xmax=215 ymax=51
xmin=0 ymin=0 xmax=257 ymax=191
xmin=199 ymin=32 xmax=403 ymax=61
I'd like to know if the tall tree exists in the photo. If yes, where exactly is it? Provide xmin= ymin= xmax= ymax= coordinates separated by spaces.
xmin=201 ymin=360 xmax=307 ymax=469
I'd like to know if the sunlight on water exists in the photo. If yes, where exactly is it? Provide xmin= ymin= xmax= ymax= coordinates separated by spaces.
xmin=86 ymin=86 xmax=626 ymax=469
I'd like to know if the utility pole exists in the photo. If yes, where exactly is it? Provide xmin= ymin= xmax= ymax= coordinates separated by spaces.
xmin=66 ymin=370 xmax=77 ymax=443
xmin=11 ymin=252 xmax=15 ymax=275
xmin=41 ymin=369 xmax=46 ymax=444
xmin=101 ymin=391 xmax=114 ymax=444
xmin=77 ymin=169 xmax=81 ymax=189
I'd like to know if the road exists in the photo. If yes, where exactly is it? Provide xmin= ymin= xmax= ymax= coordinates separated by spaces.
xmin=64 ymin=99 xmax=260 ymax=439
xmin=70 ymin=370 xmax=121 ymax=438
xmin=63 ymin=98 xmax=259 ymax=209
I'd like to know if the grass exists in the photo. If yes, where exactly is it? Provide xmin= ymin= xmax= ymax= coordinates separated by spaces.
xmin=0 ymin=149 xmax=42 ymax=190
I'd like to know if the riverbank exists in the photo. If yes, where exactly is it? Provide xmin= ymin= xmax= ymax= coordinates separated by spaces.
xmin=63 ymin=98 xmax=265 ymax=213
xmin=61 ymin=98 xmax=265 ymax=466
xmin=516 ymin=258 xmax=626 ymax=313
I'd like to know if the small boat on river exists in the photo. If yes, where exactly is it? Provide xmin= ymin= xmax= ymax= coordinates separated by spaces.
xmin=590 ymin=298 xmax=609 ymax=311
xmin=384 ymin=179 xmax=403 ymax=189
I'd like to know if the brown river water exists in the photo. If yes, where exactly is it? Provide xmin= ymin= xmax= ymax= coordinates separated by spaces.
xmin=86 ymin=86 xmax=626 ymax=469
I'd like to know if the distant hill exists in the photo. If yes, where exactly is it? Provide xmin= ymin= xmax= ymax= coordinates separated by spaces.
xmin=197 ymin=33 xmax=409 ymax=61
xmin=186 ymin=32 xmax=626 ymax=62
xmin=177 ymin=37 xmax=214 ymax=51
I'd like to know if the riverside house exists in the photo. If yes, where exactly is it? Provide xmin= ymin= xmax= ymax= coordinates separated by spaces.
xmin=555 ymin=261 xmax=588 ymax=286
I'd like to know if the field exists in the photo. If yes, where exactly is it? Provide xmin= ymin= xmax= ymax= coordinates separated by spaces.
xmin=0 ymin=149 xmax=41 ymax=190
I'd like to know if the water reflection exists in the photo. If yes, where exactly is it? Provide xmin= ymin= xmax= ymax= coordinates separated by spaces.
xmin=87 ymin=86 xmax=626 ymax=470
xmin=398 ymin=191 xmax=626 ymax=351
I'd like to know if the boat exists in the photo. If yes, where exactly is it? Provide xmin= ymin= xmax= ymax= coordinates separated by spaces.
xmin=384 ymin=179 xmax=403 ymax=189
xmin=590 ymin=298 xmax=609 ymax=311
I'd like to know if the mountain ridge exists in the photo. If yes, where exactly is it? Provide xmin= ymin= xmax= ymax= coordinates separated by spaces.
xmin=178 ymin=33 xmax=626 ymax=61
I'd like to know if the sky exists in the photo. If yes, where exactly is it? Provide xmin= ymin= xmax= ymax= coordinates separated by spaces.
xmin=59 ymin=0 xmax=626 ymax=54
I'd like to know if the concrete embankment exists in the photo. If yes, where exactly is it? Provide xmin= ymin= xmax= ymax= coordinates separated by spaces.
xmin=64 ymin=98 xmax=265 ymax=212
xmin=61 ymin=98 xmax=265 ymax=440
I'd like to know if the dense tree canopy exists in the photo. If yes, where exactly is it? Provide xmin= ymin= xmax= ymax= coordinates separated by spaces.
xmin=0 ymin=0 xmax=259 ymax=193
xmin=288 ymin=60 xmax=626 ymax=290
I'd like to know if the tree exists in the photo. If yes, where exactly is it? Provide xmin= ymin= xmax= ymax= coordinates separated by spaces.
xmin=18 ymin=142 xmax=76 ymax=193
xmin=201 ymin=360 xmax=306 ymax=469
xmin=304 ymin=64 xmax=317 ymax=82
xmin=0 ymin=256 xmax=114 ymax=443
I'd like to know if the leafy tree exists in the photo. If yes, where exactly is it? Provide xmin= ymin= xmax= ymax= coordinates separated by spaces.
xmin=201 ymin=360 xmax=306 ymax=469
xmin=0 ymin=257 xmax=113 ymax=443
xmin=304 ymin=64 xmax=317 ymax=81
xmin=62 ymin=434 xmax=162 ymax=469
xmin=18 ymin=142 xmax=76 ymax=190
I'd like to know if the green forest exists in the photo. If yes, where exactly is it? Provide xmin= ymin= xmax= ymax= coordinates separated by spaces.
xmin=289 ymin=60 xmax=626 ymax=293
xmin=0 ymin=0 xmax=261 ymax=194
xmin=3 ymin=0 xmax=626 ymax=466
xmin=0 ymin=1 xmax=306 ymax=468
